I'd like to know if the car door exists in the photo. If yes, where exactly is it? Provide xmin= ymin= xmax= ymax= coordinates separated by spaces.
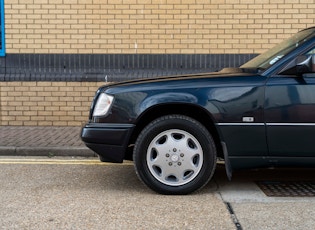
xmin=265 ymin=50 xmax=315 ymax=157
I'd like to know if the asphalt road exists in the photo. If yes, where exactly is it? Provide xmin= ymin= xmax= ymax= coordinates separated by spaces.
xmin=0 ymin=157 xmax=314 ymax=230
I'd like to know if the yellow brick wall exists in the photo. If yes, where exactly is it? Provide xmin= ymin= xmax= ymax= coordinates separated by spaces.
xmin=0 ymin=82 xmax=105 ymax=126
xmin=2 ymin=1 xmax=315 ymax=126
xmin=5 ymin=0 xmax=315 ymax=55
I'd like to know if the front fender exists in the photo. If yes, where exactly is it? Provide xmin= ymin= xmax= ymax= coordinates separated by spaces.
xmin=139 ymin=92 xmax=198 ymax=112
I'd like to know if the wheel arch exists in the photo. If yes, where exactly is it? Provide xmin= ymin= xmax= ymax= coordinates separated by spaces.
xmin=125 ymin=103 xmax=223 ymax=160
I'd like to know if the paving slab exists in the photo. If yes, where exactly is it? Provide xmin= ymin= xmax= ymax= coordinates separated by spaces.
xmin=215 ymin=166 xmax=315 ymax=230
xmin=0 ymin=160 xmax=235 ymax=229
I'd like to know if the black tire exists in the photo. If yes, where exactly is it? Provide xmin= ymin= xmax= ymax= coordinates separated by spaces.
xmin=133 ymin=115 xmax=217 ymax=195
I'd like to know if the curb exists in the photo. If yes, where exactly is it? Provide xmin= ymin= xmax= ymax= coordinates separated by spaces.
xmin=0 ymin=146 xmax=97 ymax=158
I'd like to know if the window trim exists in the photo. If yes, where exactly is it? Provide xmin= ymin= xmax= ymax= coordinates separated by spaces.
xmin=0 ymin=0 xmax=5 ymax=57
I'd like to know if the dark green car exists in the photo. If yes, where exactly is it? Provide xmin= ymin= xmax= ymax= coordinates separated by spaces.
xmin=82 ymin=27 xmax=315 ymax=194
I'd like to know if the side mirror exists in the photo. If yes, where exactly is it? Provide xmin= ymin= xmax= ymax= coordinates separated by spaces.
xmin=279 ymin=55 xmax=314 ymax=76
xmin=296 ymin=55 xmax=313 ymax=75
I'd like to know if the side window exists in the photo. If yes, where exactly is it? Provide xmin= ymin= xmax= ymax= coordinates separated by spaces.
xmin=0 ymin=0 xmax=5 ymax=56
xmin=306 ymin=48 xmax=315 ymax=55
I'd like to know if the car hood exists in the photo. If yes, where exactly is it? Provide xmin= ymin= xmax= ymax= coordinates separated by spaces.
xmin=99 ymin=68 xmax=258 ymax=94
xmin=101 ymin=67 xmax=260 ymax=93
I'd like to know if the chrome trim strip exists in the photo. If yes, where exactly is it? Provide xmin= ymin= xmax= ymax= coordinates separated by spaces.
xmin=266 ymin=123 xmax=315 ymax=126
xmin=217 ymin=123 xmax=265 ymax=126
xmin=217 ymin=123 xmax=315 ymax=126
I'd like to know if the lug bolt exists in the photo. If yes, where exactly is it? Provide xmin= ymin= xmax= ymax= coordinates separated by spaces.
xmin=180 ymin=153 xmax=184 ymax=157
xmin=173 ymin=148 xmax=177 ymax=152
xmin=178 ymin=162 xmax=181 ymax=166
xmin=166 ymin=153 xmax=170 ymax=157
xmin=169 ymin=162 xmax=173 ymax=166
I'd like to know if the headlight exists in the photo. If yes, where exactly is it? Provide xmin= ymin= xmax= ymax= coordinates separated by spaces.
xmin=93 ymin=93 xmax=114 ymax=117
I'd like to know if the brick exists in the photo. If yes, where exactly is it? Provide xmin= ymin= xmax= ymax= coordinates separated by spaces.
xmin=24 ymin=121 xmax=39 ymax=126
xmin=38 ymin=121 xmax=53 ymax=126
xmin=9 ymin=121 xmax=24 ymax=126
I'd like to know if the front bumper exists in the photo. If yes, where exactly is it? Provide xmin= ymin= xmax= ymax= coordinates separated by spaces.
xmin=81 ymin=123 xmax=135 ymax=163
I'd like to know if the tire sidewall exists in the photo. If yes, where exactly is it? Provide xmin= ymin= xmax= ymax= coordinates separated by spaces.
xmin=134 ymin=115 xmax=216 ymax=195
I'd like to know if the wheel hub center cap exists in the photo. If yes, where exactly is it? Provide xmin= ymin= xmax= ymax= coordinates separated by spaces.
xmin=171 ymin=154 xmax=179 ymax=162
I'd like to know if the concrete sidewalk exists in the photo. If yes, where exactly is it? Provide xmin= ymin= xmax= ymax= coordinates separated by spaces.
xmin=0 ymin=126 xmax=96 ymax=157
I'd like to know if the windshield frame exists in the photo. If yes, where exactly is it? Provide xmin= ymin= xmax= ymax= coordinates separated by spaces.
xmin=241 ymin=28 xmax=315 ymax=71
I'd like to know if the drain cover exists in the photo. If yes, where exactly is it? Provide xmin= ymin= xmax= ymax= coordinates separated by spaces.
xmin=256 ymin=181 xmax=315 ymax=197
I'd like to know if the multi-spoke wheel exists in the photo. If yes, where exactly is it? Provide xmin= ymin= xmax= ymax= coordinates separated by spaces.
xmin=133 ymin=115 xmax=217 ymax=195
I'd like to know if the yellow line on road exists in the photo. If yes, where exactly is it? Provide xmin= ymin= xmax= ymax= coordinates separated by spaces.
xmin=0 ymin=158 xmax=133 ymax=166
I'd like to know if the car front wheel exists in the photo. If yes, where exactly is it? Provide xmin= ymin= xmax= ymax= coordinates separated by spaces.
xmin=133 ymin=115 xmax=217 ymax=195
